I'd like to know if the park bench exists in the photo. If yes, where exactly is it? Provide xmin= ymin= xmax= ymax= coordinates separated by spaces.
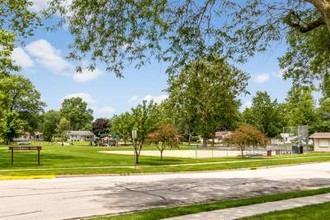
xmin=9 ymin=146 xmax=42 ymax=166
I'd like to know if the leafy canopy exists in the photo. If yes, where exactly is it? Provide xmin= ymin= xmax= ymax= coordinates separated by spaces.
xmin=47 ymin=0 xmax=329 ymax=82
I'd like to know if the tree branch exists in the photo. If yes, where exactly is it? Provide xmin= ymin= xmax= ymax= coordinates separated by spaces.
xmin=284 ymin=11 xmax=325 ymax=33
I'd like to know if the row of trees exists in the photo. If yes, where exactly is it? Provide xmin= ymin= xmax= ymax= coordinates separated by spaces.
xmin=0 ymin=74 xmax=94 ymax=144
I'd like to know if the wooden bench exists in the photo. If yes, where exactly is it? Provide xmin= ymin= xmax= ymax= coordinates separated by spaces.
xmin=9 ymin=146 xmax=42 ymax=166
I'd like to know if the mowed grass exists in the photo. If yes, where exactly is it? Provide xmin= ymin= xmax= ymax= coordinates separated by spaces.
xmin=0 ymin=142 xmax=330 ymax=176
xmin=90 ymin=187 xmax=330 ymax=220
xmin=241 ymin=201 xmax=330 ymax=220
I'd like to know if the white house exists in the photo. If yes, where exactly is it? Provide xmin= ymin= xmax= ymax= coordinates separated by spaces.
xmin=310 ymin=133 xmax=330 ymax=152
xmin=13 ymin=132 xmax=43 ymax=142
xmin=67 ymin=131 xmax=95 ymax=141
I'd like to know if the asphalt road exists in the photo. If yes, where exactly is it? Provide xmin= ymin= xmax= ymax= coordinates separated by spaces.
xmin=0 ymin=162 xmax=330 ymax=220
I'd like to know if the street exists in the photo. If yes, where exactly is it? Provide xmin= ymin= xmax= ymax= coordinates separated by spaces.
xmin=0 ymin=162 xmax=330 ymax=220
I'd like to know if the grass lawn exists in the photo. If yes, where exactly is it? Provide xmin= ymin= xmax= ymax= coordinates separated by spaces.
xmin=88 ymin=187 xmax=330 ymax=220
xmin=241 ymin=201 xmax=330 ymax=220
xmin=1 ymin=142 xmax=330 ymax=176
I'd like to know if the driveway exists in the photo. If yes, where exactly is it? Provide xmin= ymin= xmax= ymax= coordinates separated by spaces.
xmin=0 ymin=162 xmax=329 ymax=220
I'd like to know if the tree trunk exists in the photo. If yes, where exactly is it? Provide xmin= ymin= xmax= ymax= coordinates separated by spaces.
xmin=202 ymin=136 xmax=208 ymax=148
xmin=240 ymin=146 xmax=244 ymax=158
xmin=307 ymin=0 xmax=330 ymax=34
xmin=160 ymin=150 xmax=163 ymax=161
xmin=188 ymin=134 xmax=192 ymax=146
xmin=134 ymin=148 xmax=140 ymax=164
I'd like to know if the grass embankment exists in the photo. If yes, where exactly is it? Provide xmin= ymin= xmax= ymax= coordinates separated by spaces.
xmin=0 ymin=142 xmax=330 ymax=176
xmin=242 ymin=201 xmax=330 ymax=220
xmin=89 ymin=187 xmax=330 ymax=220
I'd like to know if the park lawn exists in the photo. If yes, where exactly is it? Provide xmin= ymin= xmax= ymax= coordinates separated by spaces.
xmin=89 ymin=187 xmax=330 ymax=220
xmin=0 ymin=142 xmax=330 ymax=176
xmin=241 ymin=201 xmax=330 ymax=220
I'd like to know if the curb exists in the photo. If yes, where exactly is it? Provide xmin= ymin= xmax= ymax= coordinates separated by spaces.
xmin=0 ymin=175 xmax=56 ymax=181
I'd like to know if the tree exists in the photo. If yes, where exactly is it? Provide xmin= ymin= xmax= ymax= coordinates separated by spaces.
xmin=227 ymin=124 xmax=268 ymax=158
xmin=41 ymin=110 xmax=61 ymax=141
xmin=48 ymin=0 xmax=329 ymax=82
xmin=284 ymin=86 xmax=317 ymax=132
xmin=0 ymin=0 xmax=41 ymax=76
xmin=60 ymin=97 xmax=93 ymax=131
xmin=314 ymin=97 xmax=330 ymax=132
xmin=56 ymin=117 xmax=71 ymax=145
xmin=167 ymin=58 xmax=249 ymax=148
xmin=147 ymin=123 xmax=178 ymax=161
xmin=111 ymin=113 xmax=134 ymax=145
xmin=0 ymin=111 xmax=25 ymax=145
xmin=242 ymin=92 xmax=285 ymax=138
xmin=92 ymin=118 xmax=110 ymax=138
xmin=131 ymin=100 xmax=162 ymax=164
xmin=0 ymin=74 xmax=45 ymax=144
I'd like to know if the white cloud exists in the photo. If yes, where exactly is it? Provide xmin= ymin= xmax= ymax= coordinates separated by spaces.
xmin=274 ymin=69 xmax=287 ymax=78
xmin=73 ymin=68 xmax=103 ymax=83
xmin=93 ymin=106 xmax=115 ymax=114
xmin=128 ymin=94 xmax=168 ymax=105
xmin=11 ymin=47 xmax=34 ymax=68
xmin=26 ymin=39 xmax=73 ymax=75
xmin=127 ymin=96 xmax=139 ymax=103
xmin=253 ymin=73 xmax=270 ymax=84
xmin=29 ymin=0 xmax=50 ymax=12
xmin=62 ymin=93 xmax=96 ymax=104
xmin=142 ymin=94 xmax=168 ymax=104
xmin=242 ymin=101 xmax=252 ymax=109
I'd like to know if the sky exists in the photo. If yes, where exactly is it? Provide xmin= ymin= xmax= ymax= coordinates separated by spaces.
xmin=10 ymin=0 xmax=296 ymax=119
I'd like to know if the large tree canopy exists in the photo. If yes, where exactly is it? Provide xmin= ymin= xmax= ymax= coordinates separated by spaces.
xmin=242 ymin=91 xmax=285 ymax=138
xmin=48 ymin=0 xmax=329 ymax=82
xmin=60 ymin=97 xmax=93 ymax=131
xmin=167 ymin=58 xmax=249 ymax=147
xmin=0 ymin=74 xmax=45 ymax=143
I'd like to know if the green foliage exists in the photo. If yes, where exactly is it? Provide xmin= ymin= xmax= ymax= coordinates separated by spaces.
xmin=167 ymin=58 xmax=249 ymax=147
xmin=227 ymin=124 xmax=268 ymax=158
xmin=0 ymin=74 xmax=45 ymax=144
xmin=314 ymin=97 xmax=330 ymax=132
xmin=0 ymin=111 xmax=25 ymax=144
xmin=131 ymin=100 xmax=163 ymax=163
xmin=41 ymin=110 xmax=61 ymax=141
xmin=147 ymin=123 xmax=178 ymax=160
xmin=279 ymin=25 xmax=330 ymax=85
xmin=242 ymin=91 xmax=285 ymax=138
xmin=111 ymin=113 xmax=134 ymax=144
xmin=284 ymin=86 xmax=317 ymax=132
xmin=56 ymin=117 xmax=70 ymax=144
xmin=0 ymin=0 xmax=41 ymax=75
xmin=47 ymin=0 xmax=328 ymax=82
xmin=60 ymin=97 xmax=93 ymax=131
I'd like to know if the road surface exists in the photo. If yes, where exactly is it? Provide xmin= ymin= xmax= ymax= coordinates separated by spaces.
xmin=0 ymin=162 xmax=329 ymax=219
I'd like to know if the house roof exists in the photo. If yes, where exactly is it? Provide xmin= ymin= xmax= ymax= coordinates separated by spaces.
xmin=215 ymin=131 xmax=232 ymax=137
xmin=310 ymin=133 xmax=330 ymax=139
xmin=68 ymin=131 xmax=94 ymax=136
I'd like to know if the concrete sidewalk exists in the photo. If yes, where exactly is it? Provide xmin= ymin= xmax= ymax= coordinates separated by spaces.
xmin=166 ymin=193 xmax=330 ymax=220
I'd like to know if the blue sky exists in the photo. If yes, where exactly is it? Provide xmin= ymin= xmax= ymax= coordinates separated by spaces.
xmin=11 ymin=1 xmax=295 ymax=119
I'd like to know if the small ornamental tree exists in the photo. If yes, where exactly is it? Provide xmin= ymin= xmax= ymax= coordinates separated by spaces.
xmin=92 ymin=118 xmax=110 ymax=138
xmin=56 ymin=118 xmax=71 ymax=146
xmin=147 ymin=123 xmax=178 ymax=161
xmin=227 ymin=124 xmax=268 ymax=158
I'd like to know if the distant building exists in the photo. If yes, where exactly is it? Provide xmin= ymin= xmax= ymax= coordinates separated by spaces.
xmin=214 ymin=131 xmax=232 ymax=143
xmin=13 ymin=132 xmax=43 ymax=142
xmin=67 ymin=131 xmax=95 ymax=141
xmin=310 ymin=133 xmax=330 ymax=152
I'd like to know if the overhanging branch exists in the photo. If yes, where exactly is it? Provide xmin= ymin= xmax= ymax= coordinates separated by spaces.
xmin=284 ymin=11 xmax=325 ymax=33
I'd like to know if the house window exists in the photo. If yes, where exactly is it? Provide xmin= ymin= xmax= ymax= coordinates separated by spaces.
xmin=319 ymin=139 xmax=329 ymax=148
